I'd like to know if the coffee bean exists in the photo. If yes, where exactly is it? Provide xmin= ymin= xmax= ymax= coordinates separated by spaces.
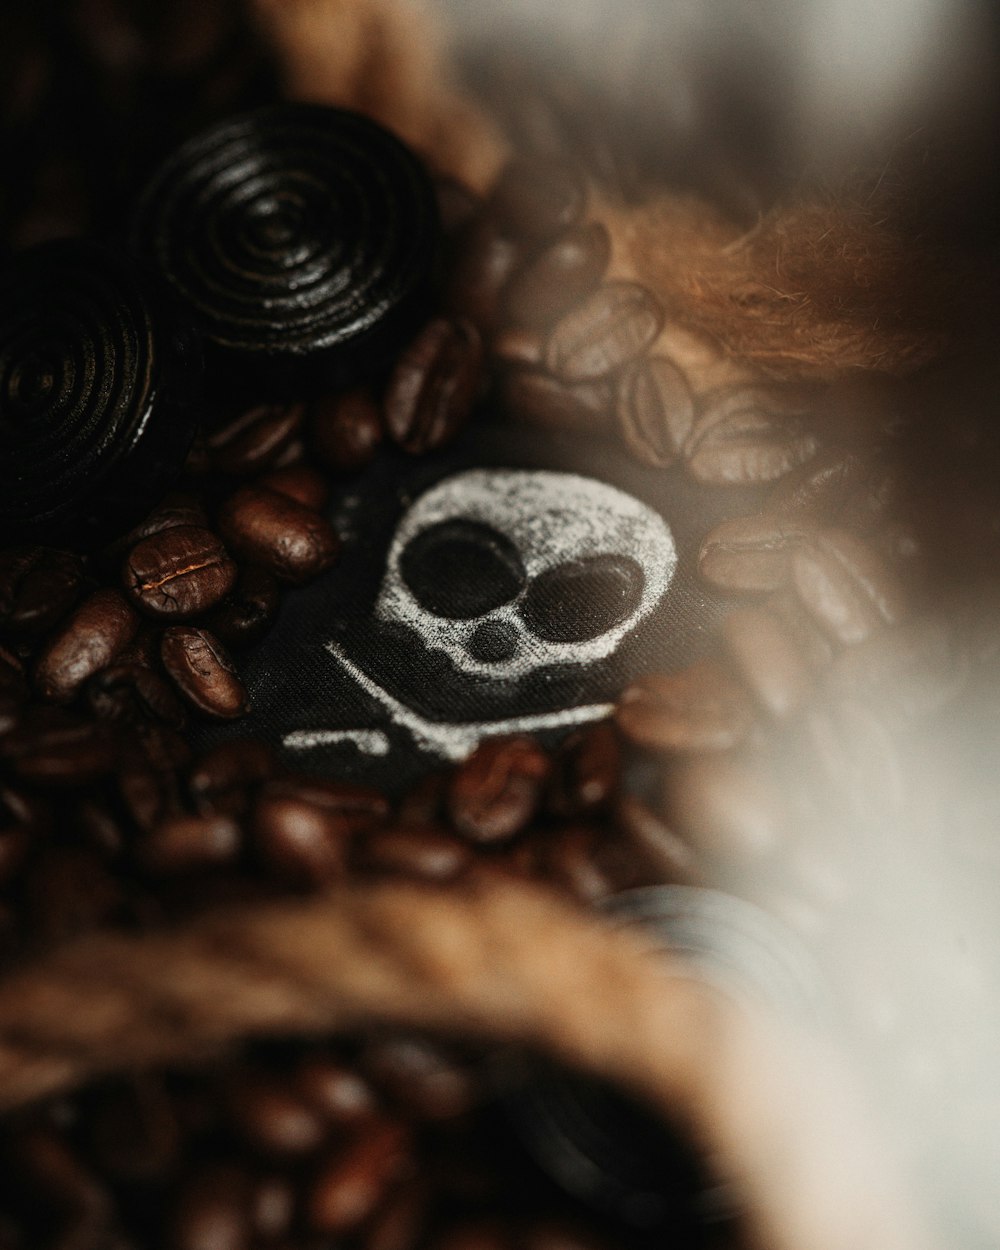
xmin=250 ymin=1176 xmax=296 ymax=1242
xmin=764 ymin=448 xmax=868 ymax=520
xmin=615 ymin=660 xmax=755 ymax=753
xmin=296 ymin=1057 xmax=380 ymax=1127
xmin=202 ymin=565 xmax=280 ymax=649
xmin=491 ymin=158 xmax=586 ymax=241
xmin=33 ymin=589 xmax=138 ymax=704
xmin=252 ymin=787 xmax=354 ymax=885
xmin=491 ymin=327 xmax=544 ymax=367
xmin=306 ymin=1120 xmax=410 ymax=1235
xmin=87 ymin=663 xmax=187 ymax=729
xmin=616 ymin=355 xmax=696 ymax=467
xmin=397 ymin=773 xmax=447 ymax=826
xmin=543 ymin=825 xmax=616 ymax=904
xmin=501 ymin=369 xmax=613 ymax=431
xmin=0 ymin=547 xmax=86 ymax=637
xmin=257 ymin=466 xmax=330 ymax=512
xmin=160 ymin=627 xmax=249 ymax=720
xmin=684 ymin=383 xmax=818 ymax=485
xmin=503 ymin=222 xmax=610 ymax=329
xmin=228 ymin=1072 xmax=329 ymax=1157
xmin=189 ymin=739 xmax=275 ymax=817
xmin=140 ymin=813 xmax=242 ymax=874
xmin=614 ymin=794 xmax=702 ymax=886
xmin=447 ymin=736 xmax=552 ymax=843
xmin=791 ymin=528 xmax=908 ymax=646
xmin=384 ymin=318 xmax=484 ymax=455
xmin=546 ymin=722 xmax=620 ymax=817
xmin=545 ymin=282 xmax=663 ymax=382
xmin=447 ymin=219 xmax=524 ymax=330
xmin=172 ymin=1165 xmax=251 ymax=1250
xmin=118 ymin=762 xmax=177 ymax=835
xmin=357 ymin=825 xmax=472 ymax=883
xmin=309 ymin=389 xmax=384 ymax=473
xmin=218 ymin=487 xmax=341 ymax=585
xmin=364 ymin=1179 xmax=428 ymax=1250
xmin=666 ymin=753 xmax=785 ymax=862
xmin=124 ymin=526 xmax=237 ymax=620
xmin=0 ymin=646 xmax=27 ymax=734
xmin=208 ymin=403 xmax=305 ymax=475
xmin=698 ymin=512 xmax=817 ymax=593
xmin=361 ymin=1037 xmax=475 ymax=1121
xmin=0 ymin=706 xmax=116 ymax=783
xmin=125 ymin=495 xmax=209 ymax=545
xmin=720 ymin=607 xmax=813 ymax=718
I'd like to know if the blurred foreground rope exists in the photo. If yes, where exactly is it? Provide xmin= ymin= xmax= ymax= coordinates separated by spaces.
xmin=0 ymin=881 xmax=929 ymax=1250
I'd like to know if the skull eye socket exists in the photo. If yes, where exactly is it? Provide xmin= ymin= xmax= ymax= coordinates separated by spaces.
xmin=519 ymin=554 xmax=645 ymax=643
xmin=400 ymin=520 xmax=526 ymax=619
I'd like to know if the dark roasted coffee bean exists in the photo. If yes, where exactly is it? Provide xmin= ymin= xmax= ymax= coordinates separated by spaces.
xmin=208 ymin=403 xmax=305 ymax=475
xmin=124 ymin=525 xmax=237 ymax=620
xmin=296 ymin=1057 xmax=380 ymax=1127
xmin=666 ymin=753 xmax=785 ymax=862
xmin=202 ymin=565 xmax=280 ymax=650
xmin=545 ymin=282 xmax=663 ymax=382
xmin=306 ymin=1120 xmax=411 ymax=1235
xmin=616 ymin=660 xmax=755 ymax=753
xmin=361 ymin=1036 xmax=476 ymax=1120
xmin=257 ymin=466 xmax=330 ymax=512
xmin=448 ymin=736 xmax=551 ymax=843
xmin=88 ymin=1078 xmax=180 ymax=1183
xmin=616 ymin=355 xmax=696 ymax=467
xmin=0 ymin=547 xmax=86 ymax=637
xmin=503 ymin=222 xmax=610 ymax=329
xmin=698 ymin=512 xmax=817 ymax=593
xmin=250 ymin=1176 xmax=296 ymax=1242
xmin=172 ymin=1164 xmax=251 ymax=1250
xmin=501 ymin=369 xmax=613 ymax=431
xmin=0 ymin=707 xmax=117 ymax=783
xmin=33 ymin=589 xmax=139 ymax=704
xmin=87 ymin=663 xmax=187 ymax=729
xmin=447 ymin=219 xmax=524 ymax=330
xmin=140 ymin=813 xmax=242 ymax=874
xmin=252 ymin=787 xmax=354 ymax=885
xmin=491 ymin=158 xmax=586 ymax=241
xmin=684 ymin=383 xmax=818 ymax=485
xmin=125 ymin=494 xmax=209 ymax=545
xmin=720 ymin=607 xmax=813 ymax=718
xmin=189 ymin=739 xmax=275 ymax=816
xmin=218 ymin=486 xmax=341 ymax=585
xmin=118 ymin=762 xmax=176 ymax=835
xmin=229 ymin=1072 xmax=329 ymax=1157
xmin=547 ymin=722 xmax=620 ymax=817
xmin=614 ymin=795 xmax=702 ymax=886
xmin=309 ymin=389 xmax=384 ymax=473
xmin=791 ymin=528 xmax=908 ymax=646
xmin=491 ymin=327 xmax=544 ymax=367
xmin=357 ymin=825 xmax=472 ymax=882
xmin=765 ymin=448 xmax=867 ymax=520
xmin=384 ymin=318 xmax=484 ymax=455
xmin=161 ymin=627 xmax=249 ymax=719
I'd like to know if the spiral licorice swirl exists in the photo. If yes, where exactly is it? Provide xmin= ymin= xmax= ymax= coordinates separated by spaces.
xmin=131 ymin=105 xmax=441 ymax=392
xmin=0 ymin=239 xmax=201 ymax=547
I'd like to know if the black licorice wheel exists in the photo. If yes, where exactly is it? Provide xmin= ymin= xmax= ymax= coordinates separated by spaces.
xmin=0 ymin=238 xmax=202 ymax=549
xmin=131 ymin=104 xmax=442 ymax=395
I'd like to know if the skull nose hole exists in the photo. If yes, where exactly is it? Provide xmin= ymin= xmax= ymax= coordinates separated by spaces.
xmin=467 ymin=620 xmax=520 ymax=663
xmin=400 ymin=520 xmax=526 ymax=619
xmin=519 ymin=554 xmax=646 ymax=644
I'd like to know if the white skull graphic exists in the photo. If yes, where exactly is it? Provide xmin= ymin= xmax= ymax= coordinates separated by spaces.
xmin=376 ymin=469 xmax=677 ymax=679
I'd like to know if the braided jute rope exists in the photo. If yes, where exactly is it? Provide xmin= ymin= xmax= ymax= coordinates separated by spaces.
xmin=0 ymin=880 xmax=928 ymax=1250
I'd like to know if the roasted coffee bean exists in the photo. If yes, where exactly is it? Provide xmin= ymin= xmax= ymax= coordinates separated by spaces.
xmin=720 ymin=607 xmax=813 ymax=718
xmin=250 ymin=1176 xmax=296 ymax=1242
xmin=764 ymin=448 xmax=868 ymax=520
xmin=684 ymin=383 xmax=818 ymax=486
xmin=264 ymin=777 xmax=391 ymax=828
xmin=361 ymin=1037 xmax=475 ymax=1120
xmin=501 ymin=368 xmax=613 ymax=431
xmin=160 ymin=627 xmax=249 ymax=720
xmin=202 ymin=565 xmax=280 ymax=649
xmin=357 ymin=825 xmax=473 ymax=882
xmin=118 ymin=762 xmax=177 ymax=835
xmin=218 ymin=486 xmax=341 ymax=585
xmin=545 ymin=282 xmax=663 ymax=382
xmin=296 ymin=1057 xmax=380 ymax=1127
xmin=791 ymin=528 xmax=908 ymax=646
xmin=614 ymin=794 xmax=702 ymax=886
xmin=666 ymin=752 xmax=786 ymax=863
xmin=503 ymin=222 xmax=610 ymax=329
xmin=543 ymin=825 xmax=616 ymax=904
xmin=87 ymin=663 xmax=186 ymax=730
xmin=448 ymin=736 xmax=552 ymax=843
xmin=140 ymin=813 xmax=243 ymax=874
xmin=252 ymin=787 xmax=355 ymax=885
xmin=88 ymin=1078 xmax=180 ymax=1183
xmin=207 ymin=403 xmax=305 ymax=475
xmin=33 ymin=589 xmax=139 ymax=704
xmin=189 ymin=739 xmax=275 ymax=816
xmin=257 ymin=466 xmax=330 ymax=512
xmin=309 ymin=389 xmax=384 ymax=473
xmin=698 ymin=512 xmax=817 ymax=593
xmin=172 ymin=1165 xmax=251 ymax=1250
xmin=616 ymin=355 xmax=696 ymax=467
xmin=0 ymin=547 xmax=86 ymax=637
xmin=384 ymin=318 xmax=484 ymax=455
xmin=306 ymin=1120 xmax=411 ymax=1235
xmin=0 ymin=707 xmax=117 ymax=784
xmin=447 ymin=219 xmax=524 ymax=329
xmin=125 ymin=495 xmax=209 ymax=545
xmin=546 ymin=722 xmax=620 ymax=817
xmin=228 ymin=1072 xmax=329 ymax=1157
xmin=491 ymin=158 xmax=586 ymax=241
xmin=491 ymin=327 xmax=544 ymax=367
xmin=124 ymin=526 xmax=237 ymax=620
xmin=615 ymin=660 xmax=755 ymax=753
